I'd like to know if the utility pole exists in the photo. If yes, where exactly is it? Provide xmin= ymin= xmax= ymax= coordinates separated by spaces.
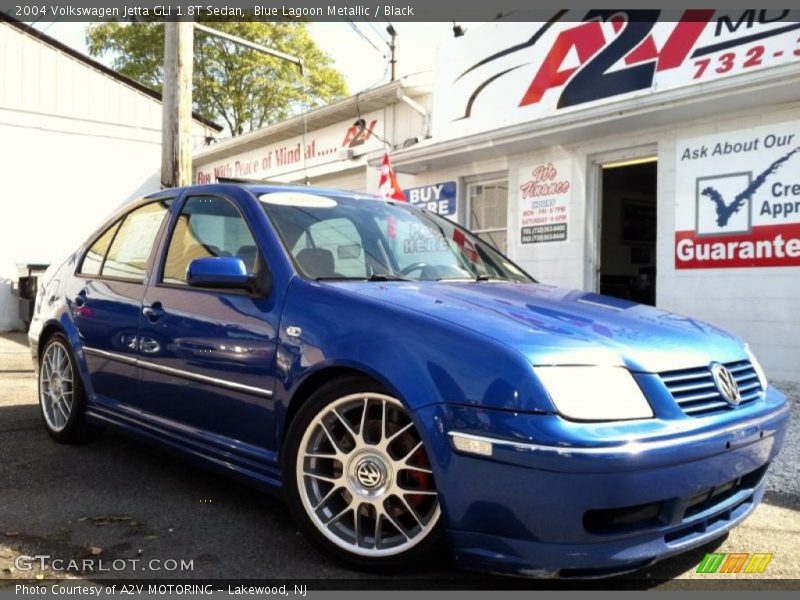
xmin=161 ymin=21 xmax=194 ymax=188
xmin=386 ymin=25 xmax=397 ymax=81
xmin=160 ymin=23 xmax=303 ymax=187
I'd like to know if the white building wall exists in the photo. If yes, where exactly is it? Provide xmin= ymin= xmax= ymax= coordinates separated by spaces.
xmin=0 ymin=22 xmax=213 ymax=331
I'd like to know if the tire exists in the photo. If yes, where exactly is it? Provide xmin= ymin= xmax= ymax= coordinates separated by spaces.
xmin=38 ymin=333 xmax=99 ymax=444
xmin=283 ymin=376 xmax=442 ymax=571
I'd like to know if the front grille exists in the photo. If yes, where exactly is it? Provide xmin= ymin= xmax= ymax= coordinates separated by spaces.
xmin=584 ymin=501 xmax=664 ymax=535
xmin=660 ymin=360 xmax=763 ymax=417
xmin=663 ymin=465 xmax=767 ymax=545
xmin=581 ymin=465 xmax=768 ymax=543
xmin=683 ymin=464 xmax=767 ymax=518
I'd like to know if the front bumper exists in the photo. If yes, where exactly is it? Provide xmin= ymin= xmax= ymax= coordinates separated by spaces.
xmin=415 ymin=388 xmax=789 ymax=577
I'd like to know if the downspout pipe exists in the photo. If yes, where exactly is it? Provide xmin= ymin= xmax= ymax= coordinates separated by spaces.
xmin=397 ymin=89 xmax=430 ymax=140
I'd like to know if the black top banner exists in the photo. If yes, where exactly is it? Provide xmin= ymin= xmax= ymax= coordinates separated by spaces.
xmin=1 ymin=1 xmax=797 ymax=22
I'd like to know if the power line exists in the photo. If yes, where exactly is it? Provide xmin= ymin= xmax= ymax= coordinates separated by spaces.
xmin=364 ymin=20 xmax=389 ymax=44
xmin=343 ymin=18 xmax=385 ymax=58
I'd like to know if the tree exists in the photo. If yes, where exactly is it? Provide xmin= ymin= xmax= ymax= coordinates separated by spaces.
xmin=87 ymin=21 xmax=348 ymax=135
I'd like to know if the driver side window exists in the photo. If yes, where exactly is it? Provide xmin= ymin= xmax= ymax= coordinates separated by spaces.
xmin=162 ymin=196 xmax=260 ymax=285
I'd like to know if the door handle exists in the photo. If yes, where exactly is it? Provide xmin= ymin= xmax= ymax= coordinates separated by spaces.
xmin=142 ymin=302 xmax=165 ymax=322
xmin=73 ymin=289 xmax=87 ymax=307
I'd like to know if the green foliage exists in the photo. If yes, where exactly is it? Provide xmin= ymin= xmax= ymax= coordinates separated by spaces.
xmin=87 ymin=21 xmax=348 ymax=135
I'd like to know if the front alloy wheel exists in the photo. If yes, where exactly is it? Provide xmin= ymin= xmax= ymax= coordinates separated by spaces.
xmin=286 ymin=378 xmax=441 ymax=568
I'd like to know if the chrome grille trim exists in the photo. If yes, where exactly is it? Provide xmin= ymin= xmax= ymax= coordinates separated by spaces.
xmin=660 ymin=360 xmax=763 ymax=417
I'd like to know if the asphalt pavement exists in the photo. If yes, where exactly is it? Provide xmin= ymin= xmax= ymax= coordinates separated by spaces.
xmin=0 ymin=332 xmax=798 ymax=588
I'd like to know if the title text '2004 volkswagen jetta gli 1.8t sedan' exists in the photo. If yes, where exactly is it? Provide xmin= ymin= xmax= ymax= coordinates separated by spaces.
xmin=28 ymin=184 xmax=789 ymax=577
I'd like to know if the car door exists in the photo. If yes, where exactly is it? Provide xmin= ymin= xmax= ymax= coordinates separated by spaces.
xmin=71 ymin=199 xmax=171 ymax=410
xmin=135 ymin=192 xmax=280 ymax=453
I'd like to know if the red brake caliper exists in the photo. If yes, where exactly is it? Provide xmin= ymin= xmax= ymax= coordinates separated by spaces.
xmin=406 ymin=445 xmax=432 ymax=508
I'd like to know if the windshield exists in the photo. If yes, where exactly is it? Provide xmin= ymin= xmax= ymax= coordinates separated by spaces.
xmin=260 ymin=191 xmax=534 ymax=283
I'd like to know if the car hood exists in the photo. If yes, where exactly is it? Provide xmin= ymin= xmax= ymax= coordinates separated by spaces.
xmin=330 ymin=281 xmax=746 ymax=373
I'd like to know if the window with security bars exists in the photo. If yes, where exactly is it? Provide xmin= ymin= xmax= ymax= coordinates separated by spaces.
xmin=467 ymin=180 xmax=508 ymax=253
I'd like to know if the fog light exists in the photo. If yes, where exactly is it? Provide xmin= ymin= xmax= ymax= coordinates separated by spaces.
xmin=451 ymin=433 xmax=493 ymax=457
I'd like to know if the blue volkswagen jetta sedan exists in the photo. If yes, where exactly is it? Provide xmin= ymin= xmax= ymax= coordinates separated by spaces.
xmin=29 ymin=184 xmax=789 ymax=577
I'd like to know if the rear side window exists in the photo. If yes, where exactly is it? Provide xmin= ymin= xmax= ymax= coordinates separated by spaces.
xmin=162 ymin=196 xmax=260 ymax=285
xmin=102 ymin=202 xmax=170 ymax=282
xmin=79 ymin=221 xmax=121 ymax=276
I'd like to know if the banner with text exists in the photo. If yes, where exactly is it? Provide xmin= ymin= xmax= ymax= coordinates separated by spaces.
xmin=404 ymin=181 xmax=457 ymax=216
xmin=194 ymin=110 xmax=384 ymax=183
xmin=675 ymin=121 xmax=800 ymax=268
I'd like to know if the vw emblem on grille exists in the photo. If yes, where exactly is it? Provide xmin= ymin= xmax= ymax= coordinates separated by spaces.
xmin=356 ymin=459 xmax=383 ymax=488
xmin=711 ymin=363 xmax=742 ymax=406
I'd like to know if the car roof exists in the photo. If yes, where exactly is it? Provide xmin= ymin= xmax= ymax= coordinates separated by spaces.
xmin=145 ymin=183 xmax=385 ymax=202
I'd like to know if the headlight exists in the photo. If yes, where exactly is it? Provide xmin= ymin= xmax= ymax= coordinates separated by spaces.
xmin=745 ymin=345 xmax=768 ymax=390
xmin=535 ymin=366 xmax=653 ymax=421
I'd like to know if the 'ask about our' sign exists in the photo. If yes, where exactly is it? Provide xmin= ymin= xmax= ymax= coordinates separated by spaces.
xmin=675 ymin=123 xmax=800 ymax=268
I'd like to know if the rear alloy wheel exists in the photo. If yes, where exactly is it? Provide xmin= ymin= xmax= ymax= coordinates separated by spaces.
xmin=40 ymin=339 xmax=74 ymax=433
xmin=285 ymin=380 xmax=441 ymax=568
xmin=38 ymin=334 xmax=98 ymax=443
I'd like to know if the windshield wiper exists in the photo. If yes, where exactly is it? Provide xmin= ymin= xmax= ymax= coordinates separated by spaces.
xmin=366 ymin=273 xmax=412 ymax=282
xmin=313 ymin=276 xmax=363 ymax=281
xmin=314 ymin=274 xmax=412 ymax=282
xmin=436 ymin=274 xmax=507 ymax=282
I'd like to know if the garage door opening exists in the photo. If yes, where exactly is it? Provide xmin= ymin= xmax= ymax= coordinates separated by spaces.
xmin=598 ymin=158 xmax=657 ymax=306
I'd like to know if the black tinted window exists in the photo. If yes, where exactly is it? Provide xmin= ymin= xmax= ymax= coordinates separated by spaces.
xmin=102 ymin=202 xmax=169 ymax=282
xmin=79 ymin=221 xmax=120 ymax=276
xmin=162 ymin=196 xmax=259 ymax=285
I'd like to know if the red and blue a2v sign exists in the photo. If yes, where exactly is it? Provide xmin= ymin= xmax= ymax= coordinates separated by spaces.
xmin=435 ymin=10 xmax=800 ymax=139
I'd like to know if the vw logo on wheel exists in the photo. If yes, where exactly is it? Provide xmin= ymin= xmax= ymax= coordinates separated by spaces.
xmin=356 ymin=459 xmax=384 ymax=488
xmin=711 ymin=363 xmax=742 ymax=406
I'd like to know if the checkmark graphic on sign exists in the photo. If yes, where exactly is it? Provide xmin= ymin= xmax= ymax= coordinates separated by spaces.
xmin=701 ymin=145 xmax=800 ymax=227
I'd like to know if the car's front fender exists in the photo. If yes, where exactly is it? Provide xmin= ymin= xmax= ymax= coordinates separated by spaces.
xmin=273 ymin=278 xmax=553 ymax=439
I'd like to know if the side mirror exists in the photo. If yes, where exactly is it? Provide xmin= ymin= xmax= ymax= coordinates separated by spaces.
xmin=187 ymin=257 xmax=251 ymax=290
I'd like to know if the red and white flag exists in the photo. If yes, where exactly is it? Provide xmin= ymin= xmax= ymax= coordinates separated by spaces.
xmin=452 ymin=228 xmax=480 ymax=263
xmin=377 ymin=153 xmax=406 ymax=201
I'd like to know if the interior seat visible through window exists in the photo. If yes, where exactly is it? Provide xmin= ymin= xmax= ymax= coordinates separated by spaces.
xmin=296 ymin=248 xmax=340 ymax=278
xmin=100 ymin=202 xmax=170 ymax=282
xmin=162 ymin=195 xmax=262 ymax=285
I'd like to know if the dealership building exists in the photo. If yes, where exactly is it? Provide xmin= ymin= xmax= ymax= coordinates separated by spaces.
xmin=200 ymin=14 xmax=799 ymax=382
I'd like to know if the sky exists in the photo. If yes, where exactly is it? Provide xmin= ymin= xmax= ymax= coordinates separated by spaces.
xmin=30 ymin=21 xmax=461 ymax=94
